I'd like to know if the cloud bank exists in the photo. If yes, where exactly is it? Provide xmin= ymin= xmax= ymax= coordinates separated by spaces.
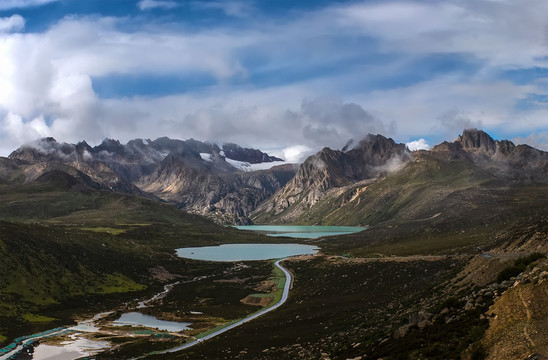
xmin=0 ymin=14 xmax=24 ymax=32
xmin=0 ymin=0 xmax=57 ymax=10
xmin=406 ymin=139 xmax=431 ymax=151
xmin=137 ymin=0 xmax=179 ymax=11
xmin=0 ymin=0 xmax=547 ymax=158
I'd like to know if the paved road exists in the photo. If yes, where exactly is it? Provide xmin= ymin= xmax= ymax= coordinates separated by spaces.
xmin=147 ymin=258 xmax=293 ymax=356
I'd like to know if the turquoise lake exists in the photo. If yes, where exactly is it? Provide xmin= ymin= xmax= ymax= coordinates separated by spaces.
xmin=113 ymin=312 xmax=191 ymax=332
xmin=234 ymin=225 xmax=365 ymax=239
xmin=176 ymin=243 xmax=319 ymax=261
xmin=176 ymin=226 xmax=364 ymax=261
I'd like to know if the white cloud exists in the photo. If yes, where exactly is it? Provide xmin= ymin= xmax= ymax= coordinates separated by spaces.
xmin=279 ymin=145 xmax=314 ymax=163
xmin=406 ymin=139 xmax=431 ymax=151
xmin=332 ymin=0 xmax=548 ymax=69
xmin=355 ymin=78 xmax=534 ymax=142
xmin=43 ymin=17 xmax=248 ymax=79
xmin=137 ymin=0 xmax=179 ymax=11
xmin=1 ymin=1 xmax=548 ymax=157
xmin=0 ymin=15 xmax=24 ymax=32
xmin=190 ymin=1 xmax=255 ymax=17
xmin=2 ymin=112 xmax=51 ymax=148
xmin=0 ymin=0 xmax=57 ymax=10
xmin=335 ymin=2 xmax=468 ymax=41
xmin=512 ymin=132 xmax=548 ymax=151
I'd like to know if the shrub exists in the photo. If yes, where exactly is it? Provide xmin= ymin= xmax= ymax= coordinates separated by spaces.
xmin=496 ymin=252 xmax=546 ymax=283
xmin=469 ymin=342 xmax=487 ymax=360
xmin=496 ymin=265 xmax=524 ymax=283
xmin=441 ymin=296 xmax=461 ymax=309
xmin=514 ymin=252 xmax=545 ymax=268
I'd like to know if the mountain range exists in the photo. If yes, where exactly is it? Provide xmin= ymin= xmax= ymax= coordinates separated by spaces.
xmin=253 ymin=128 xmax=548 ymax=225
xmin=0 ymin=128 xmax=547 ymax=359
xmin=2 ymin=128 xmax=547 ymax=226
xmin=2 ymin=137 xmax=295 ymax=224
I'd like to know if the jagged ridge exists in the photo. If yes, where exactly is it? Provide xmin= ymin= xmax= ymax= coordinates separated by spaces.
xmin=253 ymin=129 xmax=548 ymax=225
xmin=252 ymin=134 xmax=410 ymax=224
xmin=3 ymin=136 xmax=294 ymax=224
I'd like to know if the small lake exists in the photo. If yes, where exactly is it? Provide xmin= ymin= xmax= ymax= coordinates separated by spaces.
xmin=112 ymin=312 xmax=191 ymax=332
xmin=176 ymin=243 xmax=319 ymax=261
xmin=234 ymin=225 xmax=365 ymax=239
xmin=31 ymin=338 xmax=109 ymax=360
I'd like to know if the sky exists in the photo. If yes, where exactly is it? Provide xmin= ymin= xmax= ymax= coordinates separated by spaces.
xmin=1 ymin=0 xmax=548 ymax=161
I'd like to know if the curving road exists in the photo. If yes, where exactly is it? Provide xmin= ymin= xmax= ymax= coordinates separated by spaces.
xmin=2 ymin=259 xmax=294 ymax=360
xmin=147 ymin=258 xmax=293 ymax=356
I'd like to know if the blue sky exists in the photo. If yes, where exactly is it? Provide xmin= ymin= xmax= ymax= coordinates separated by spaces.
xmin=0 ymin=0 xmax=547 ymax=159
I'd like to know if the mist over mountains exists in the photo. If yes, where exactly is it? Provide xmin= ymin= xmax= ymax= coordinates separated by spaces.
xmin=2 ymin=129 xmax=547 ymax=225
xmin=2 ymin=136 xmax=294 ymax=224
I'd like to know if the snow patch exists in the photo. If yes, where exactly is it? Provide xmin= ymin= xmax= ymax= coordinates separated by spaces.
xmin=200 ymin=153 xmax=213 ymax=162
xmin=249 ymin=161 xmax=288 ymax=171
xmin=226 ymin=158 xmax=287 ymax=172
xmin=225 ymin=158 xmax=251 ymax=171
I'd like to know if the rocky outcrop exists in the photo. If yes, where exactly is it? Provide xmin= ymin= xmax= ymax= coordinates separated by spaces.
xmin=432 ymin=129 xmax=548 ymax=183
xmin=222 ymin=143 xmax=283 ymax=164
xmin=394 ymin=311 xmax=433 ymax=339
xmin=457 ymin=128 xmax=500 ymax=154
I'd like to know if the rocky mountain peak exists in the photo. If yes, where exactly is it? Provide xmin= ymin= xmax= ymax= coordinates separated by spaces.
xmin=96 ymin=138 xmax=125 ymax=155
xmin=43 ymin=137 xmax=57 ymax=143
xmin=252 ymin=134 xmax=411 ymax=223
xmin=434 ymin=129 xmax=518 ymax=159
xmin=9 ymin=137 xmax=70 ymax=162
xmin=457 ymin=129 xmax=497 ymax=154
xmin=298 ymin=147 xmax=350 ymax=187
xmin=221 ymin=143 xmax=283 ymax=164
xmin=348 ymin=134 xmax=409 ymax=167
xmin=126 ymin=139 xmax=151 ymax=148
xmin=295 ymin=134 xmax=409 ymax=187
xmin=76 ymin=140 xmax=91 ymax=149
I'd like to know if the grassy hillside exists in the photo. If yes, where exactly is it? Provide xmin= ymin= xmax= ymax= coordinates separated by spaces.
xmin=254 ymin=155 xmax=496 ymax=226
xmin=0 ymin=171 xmax=275 ymax=345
